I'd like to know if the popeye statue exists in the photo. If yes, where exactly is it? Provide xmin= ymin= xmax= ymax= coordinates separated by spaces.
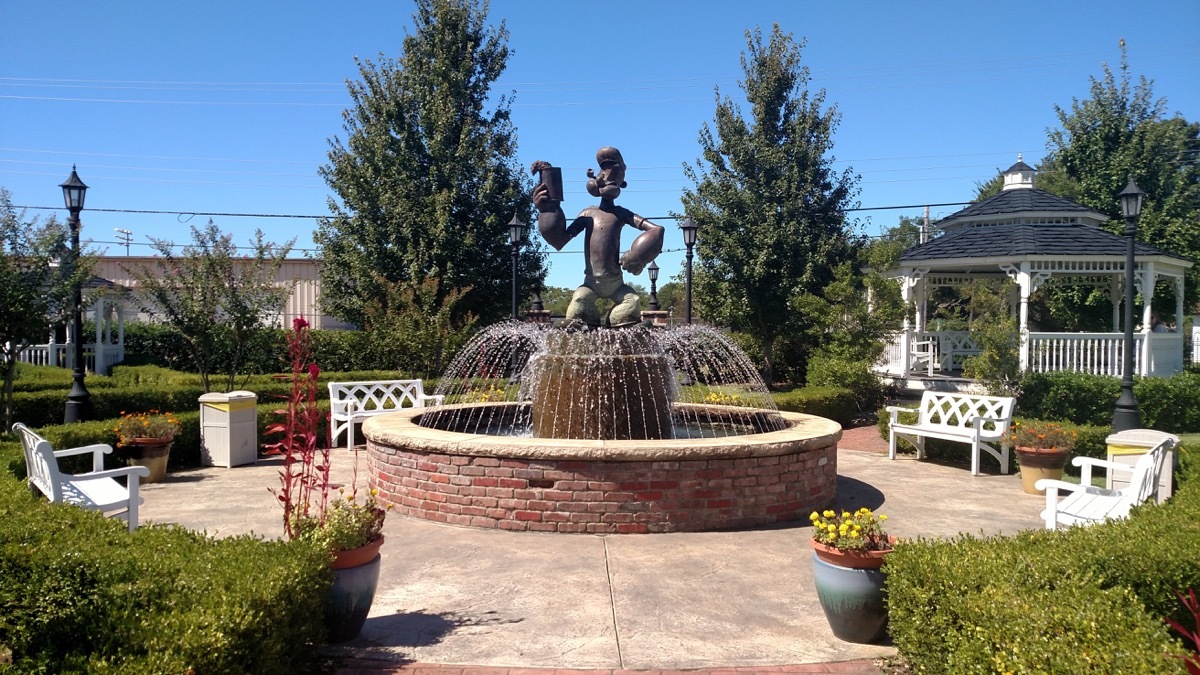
xmin=531 ymin=147 xmax=664 ymax=327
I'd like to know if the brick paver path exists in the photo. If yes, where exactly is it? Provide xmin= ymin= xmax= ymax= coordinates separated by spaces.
xmin=337 ymin=658 xmax=885 ymax=674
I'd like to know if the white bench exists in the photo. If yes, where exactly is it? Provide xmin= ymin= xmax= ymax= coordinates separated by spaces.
xmin=13 ymin=423 xmax=150 ymax=532
xmin=1035 ymin=429 xmax=1177 ymax=530
xmin=886 ymin=391 xmax=1016 ymax=475
xmin=328 ymin=379 xmax=444 ymax=450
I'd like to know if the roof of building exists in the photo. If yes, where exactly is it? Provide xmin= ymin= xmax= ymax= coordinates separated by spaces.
xmin=935 ymin=187 xmax=1102 ymax=224
xmin=900 ymin=222 xmax=1190 ymax=263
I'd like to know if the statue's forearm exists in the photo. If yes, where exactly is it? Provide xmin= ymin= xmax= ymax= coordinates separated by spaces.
xmin=621 ymin=224 xmax=664 ymax=275
xmin=538 ymin=209 xmax=571 ymax=250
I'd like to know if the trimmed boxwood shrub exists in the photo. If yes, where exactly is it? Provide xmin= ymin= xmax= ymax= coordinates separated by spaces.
xmin=773 ymin=386 xmax=858 ymax=426
xmin=886 ymin=447 xmax=1200 ymax=673
xmin=1019 ymin=371 xmax=1200 ymax=433
xmin=0 ymin=475 xmax=331 ymax=673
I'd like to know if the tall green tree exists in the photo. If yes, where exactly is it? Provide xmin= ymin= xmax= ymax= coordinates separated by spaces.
xmin=123 ymin=221 xmax=294 ymax=392
xmin=0 ymin=189 xmax=73 ymax=430
xmin=681 ymin=25 xmax=861 ymax=386
xmin=1039 ymin=43 xmax=1200 ymax=307
xmin=316 ymin=0 xmax=546 ymax=327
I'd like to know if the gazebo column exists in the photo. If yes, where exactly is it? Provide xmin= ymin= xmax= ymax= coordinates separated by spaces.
xmin=92 ymin=298 xmax=106 ymax=376
xmin=1139 ymin=263 xmax=1156 ymax=376
xmin=117 ymin=304 xmax=126 ymax=365
xmin=899 ymin=270 xmax=915 ymax=374
xmin=1016 ymin=263 xmax=1032 ymax=372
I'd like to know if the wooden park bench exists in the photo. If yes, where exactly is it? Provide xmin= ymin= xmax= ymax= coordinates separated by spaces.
xmin=328 ymin=379 xmax=444 ymax=450
xmin=886 ymin=391 xmax=1016 ymax=476
xmin=1035 ymin=429 xmax=1177 ymax=530
xmin=13 ymin=422 xmax=150 ymax=532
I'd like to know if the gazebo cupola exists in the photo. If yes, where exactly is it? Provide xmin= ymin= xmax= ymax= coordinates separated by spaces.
xmin=1001 ymin=154 xmax=1036 ymax=191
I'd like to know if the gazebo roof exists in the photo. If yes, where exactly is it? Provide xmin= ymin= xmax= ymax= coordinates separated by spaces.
xmin=900 ymin=222 xmax=1190 ymax=264
xmin=934 ymin=187 xmax=1104 ymax=227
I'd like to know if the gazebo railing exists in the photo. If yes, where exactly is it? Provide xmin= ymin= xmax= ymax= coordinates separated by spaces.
xmin=1027 ymin=332 xmax=1131 ymax=376
xmin=880 ymin=331 xmax=1184 ymax=378
xmin=14 ymin=343 xmax=124 ymax=375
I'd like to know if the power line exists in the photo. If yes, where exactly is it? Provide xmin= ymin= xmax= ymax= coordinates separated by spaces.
xmin=13 ymin=201 xmax=974 ymax=221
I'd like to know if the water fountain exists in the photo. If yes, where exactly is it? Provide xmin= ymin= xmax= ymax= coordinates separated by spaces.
xmin=363 ymin=323 xmax=840 ymax=533
xmin=362 ymin=148 xmax=839 ymax=532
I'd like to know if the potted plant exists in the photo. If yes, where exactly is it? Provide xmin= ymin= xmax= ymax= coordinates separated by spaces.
xmin=1004 ymin=420 xmax=1077 ymax=495
xmin=267 ymin=317 xmax=389 ymax=643
xmin=808 ymin=507 xmax=894 ymax=644
xmin=114 ymin=409 xmax=182 ymax=483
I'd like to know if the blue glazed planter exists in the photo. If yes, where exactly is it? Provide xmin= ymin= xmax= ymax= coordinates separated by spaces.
xmin=325 ymin=553 xmax=381 ymax=643
xmin=811 ymin=552 xmax=889 ymax=644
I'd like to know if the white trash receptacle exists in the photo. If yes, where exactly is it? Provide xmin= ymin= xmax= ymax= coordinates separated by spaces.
xmin=1105 ymin=429 xmax=1177 ymax=503
xmin=199 ymin=390 xmax=258 ymax=467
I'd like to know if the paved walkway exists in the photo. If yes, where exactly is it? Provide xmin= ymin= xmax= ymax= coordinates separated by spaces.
xmin=138 ymin=424 xmax=1038 ymax=675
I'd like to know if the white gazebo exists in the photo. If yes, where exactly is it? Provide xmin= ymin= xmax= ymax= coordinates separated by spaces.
xmin=879 ymin=158 xmax=1192 ymax=388
xmin=17 ymin=276 xmax=133 ymax=376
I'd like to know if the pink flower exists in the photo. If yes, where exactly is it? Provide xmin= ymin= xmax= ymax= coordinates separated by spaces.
xmin=293 ymin=316 xmax=309 ymax=331
xmin=308 ymin=363 xmax=320 ymax=379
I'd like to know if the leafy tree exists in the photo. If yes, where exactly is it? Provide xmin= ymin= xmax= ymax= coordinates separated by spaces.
xmin=361 ymin=277 xmax=478 ymax=379
xmin=316 ymin=0 xmax=547 ymax=328
xmin=961 ymin=280 xmax=1023 ymax=397
xmin=123 ymin=221 xmax=294 ymax=392
xmin=1039 ymin=43 xmax=1200 ymax=309
xmin=654 ymin=281 xmax=685 ymax=316
xmin=864 ymin=216 xmax=924 ymax=272
xmin=797 ymin=262 xmax=905 ymax=410
xmin=0 ymin=190 xmax=73 ymax=430
xmin=682 ymin=25 xmax=861 ymax=386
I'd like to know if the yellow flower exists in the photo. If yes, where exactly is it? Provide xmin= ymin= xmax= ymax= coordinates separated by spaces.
xmin=823 ymin=510 xmax=835 ymax=518
xmin=841 ymin=511 xmax=851 ymax=519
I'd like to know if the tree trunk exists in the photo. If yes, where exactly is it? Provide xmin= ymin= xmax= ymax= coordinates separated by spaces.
xmin=761 ymin=334 xmax=776 ymax=390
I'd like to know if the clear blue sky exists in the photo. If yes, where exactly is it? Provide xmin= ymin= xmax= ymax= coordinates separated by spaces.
xmin=2 ymin=1 xmax=1197 ymax=291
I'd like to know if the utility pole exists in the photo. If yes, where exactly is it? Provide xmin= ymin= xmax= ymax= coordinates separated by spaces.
xmin=114 ymin=228 xmax=133 ymax=256
xmin=921 ymin=206 xmax=930 ymax=244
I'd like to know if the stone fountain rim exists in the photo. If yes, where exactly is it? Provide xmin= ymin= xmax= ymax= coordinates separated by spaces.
xmin=362 ymin=403 xmax=841 ymax=462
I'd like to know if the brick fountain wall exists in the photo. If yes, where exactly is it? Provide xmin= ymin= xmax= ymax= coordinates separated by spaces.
xmin=364 ymin=408 xmax=840 ymax=534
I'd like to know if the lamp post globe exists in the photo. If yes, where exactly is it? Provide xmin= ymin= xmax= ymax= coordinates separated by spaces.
xmin=1112 ymin=178 xmax=1144 ymax=432
xmin=509 ymin=212 xmax=526 ymax=320
xmin=647 ymin=261 xmax=660 ymax=311
xmin=680 ymin=217 xmax=698 ymax=324
xmin=60 ymin=166 xmax=92 ymax=423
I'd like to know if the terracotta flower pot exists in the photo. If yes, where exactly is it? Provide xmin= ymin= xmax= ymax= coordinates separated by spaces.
xmin=1015 ymin=446 xmax=1070 ymax=495
xmin=119 ymin=438 xmax=173 ymax=483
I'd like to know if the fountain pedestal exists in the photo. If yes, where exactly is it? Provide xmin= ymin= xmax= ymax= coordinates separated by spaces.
xmin=529 ymin=330 xmax=674 ymax=440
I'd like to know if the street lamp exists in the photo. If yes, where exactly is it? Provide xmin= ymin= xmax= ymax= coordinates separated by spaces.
xmin=60 ymin=166 xmax=91 ymax=423
xmin=1112 ymin=177 xmax=1144 ymax=432
xmin=647 ymin=261 xmax=660 ymax=311
xmin=680 ymin=217 xmax=699 ymax=324
xmin=509 ymin=212 xmax=526 ymax=320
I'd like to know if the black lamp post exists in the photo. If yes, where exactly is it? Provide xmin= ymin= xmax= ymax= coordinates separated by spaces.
xmin=680 ymin=217 xmax=698 ymax=324
xmin=1112 ymin=178 xmax=1144 ymax=433
xmin=508 ymin=212 xmax=526 ymax=320
xmin=647 ymin=261 xmax=660 ymax=311
xmin=60 ymin=166 xmax=91 ymax=423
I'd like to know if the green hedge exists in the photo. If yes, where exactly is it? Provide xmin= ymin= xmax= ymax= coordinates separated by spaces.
xmin=1019 ymin=371 xmax=1200 ymax=433
xmin=2 ymin=398 xmax=335 ymax=473
xmin=0 ymin=476 xmax=330 ymax=673
xmin=772 ymin=386 xmax=859 ymax=426
xmin=886 ymin=446 xmax=1200 ymax=673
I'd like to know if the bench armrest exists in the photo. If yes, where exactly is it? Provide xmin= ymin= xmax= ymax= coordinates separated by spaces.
xmin=420 ymin=394 xmax=445 ymax=406
xmin=1071 ymin=455 xmax=1135 ymax=486
xmin=885 ymin=405 xmax=916 ymax=423
xmin=70 ymin=465 xmax=151 ymax=482
xmin=54 ymin=444 xmax=114 ymax=473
